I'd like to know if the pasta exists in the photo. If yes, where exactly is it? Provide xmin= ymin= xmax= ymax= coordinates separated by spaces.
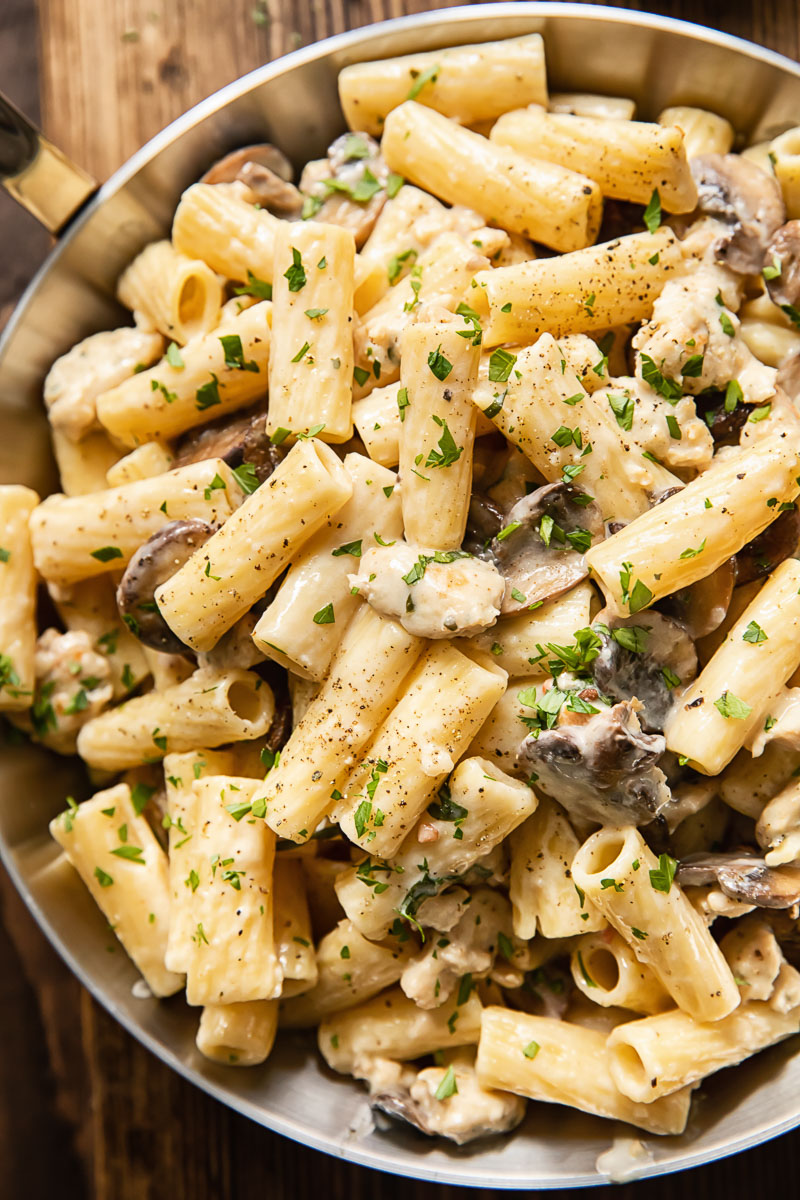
xmin=18 ymin=29 xmax=800 ymax=1150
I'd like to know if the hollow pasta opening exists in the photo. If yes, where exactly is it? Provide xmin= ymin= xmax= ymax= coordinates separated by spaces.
xmin=583 ymin=831 xmax=628 ymax=876
xmin=587 ymin=946 xmax=619 ymax=992
xmin=612 ymin=1041 xmax=649 ymax=1089
xmin=227 ymin=680 xmax=262 ymax=722
xmin=177 ymin=274 xmax=206 ymax=334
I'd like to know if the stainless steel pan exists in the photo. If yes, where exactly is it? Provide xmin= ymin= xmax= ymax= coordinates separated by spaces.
xmin=3 ymin=4 xmax=800 ymax=1186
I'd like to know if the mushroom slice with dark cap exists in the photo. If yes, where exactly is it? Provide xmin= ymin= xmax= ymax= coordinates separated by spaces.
xmin=172 ymin=403 xmax=284 ymax=485
xmin=299 ymin=132 xmax=391 ymax=248
xmin=764 ymin=220 xmax=800 ymax=310
xmin=117 ymin=520 xmax=214 ymax=654
xmin=462 ymin=492 xmax=504 ymax=558
xmin=735 ymin=504 xmax=800 ymax=585
xmin=677 ymin=852 xmax=800 ymax=908
xmin=691 ymin=154 xmax=785 ymax=274
xmin=591 ymin=611 xmax=698 ymax=733
xmin=490 ymin=482 xmax=604 ymax=615
xmin=693 ymin=390 xmax=750 ymax=448
xmin=661 ymin=558 xmax=736 ymax=640
xmin=518 ymin=700 xmax=670 ymax=826
xmin=201 ymin=144 xmax=302 ymax=217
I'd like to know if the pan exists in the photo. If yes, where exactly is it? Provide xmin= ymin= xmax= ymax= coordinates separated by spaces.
xmin=3 ymin=4 xmax=800 ymax=1187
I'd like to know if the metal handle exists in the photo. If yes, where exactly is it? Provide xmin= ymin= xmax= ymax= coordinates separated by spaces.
xmin=1 ymin=92 xmax=97 ymax=234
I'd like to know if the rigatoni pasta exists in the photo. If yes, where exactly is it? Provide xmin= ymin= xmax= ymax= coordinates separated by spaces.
xmin=381 ymin=102 xmax=602 ymax=252
xmin=26 ymin=29 xmax=800 ymax=1151
xmin=156 ymin=440 xmax=353 ymax=652
xmin=338 ymin=34 xmax=547 ymax=135
xmin=267 ymin=221 xmax=355 ymax=443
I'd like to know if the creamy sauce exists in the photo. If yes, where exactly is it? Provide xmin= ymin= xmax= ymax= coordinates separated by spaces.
xmin=351 ymin=542 xmax=504 ymax=637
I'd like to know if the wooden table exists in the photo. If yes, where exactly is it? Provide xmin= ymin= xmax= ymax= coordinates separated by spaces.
xmin=3 ymin=1 xmax=800 ymax=1196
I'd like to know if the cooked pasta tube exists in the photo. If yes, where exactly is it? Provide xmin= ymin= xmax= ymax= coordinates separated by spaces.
xmin=399 ymin=320 xmax=479 ymax=549
xmin=549 ymin=93 xmax=636 ymax=120
xmin=473 ymin=228 xmax=681 ymax=346
xmin=182 ymin=776 xmax=280 ymax=1006
xmin=280 ymin=919 xmax=416 ymax=1028
xmin=96 ymin=302 xmax=270 ymax=447
xmin=476 ymin=1007 xmax=692 ymax=1136
xmin=196 ymin=999 xmax=278 ymax=1066
xmin=76 ymin=669 xmax=274 ymax=770
xmin=30 ymin=458 xmax=242 ymax=585
xmin=352 ymin=383 xmax=403 ymax=467
xmin=117 ymin=240 xmax=223 ymax=344
xmin=273 ymin=857 xmax=318 ymax=999
xmin=585 ymin=435 xmax=800 ymax=618
xmin=353 ymin=382 xmax=495 ymax=468
xmin=260 ymin=606 xmax=424 ymax=843
xmin=572 ymin=825 xmax=740 ymax=1022
xmin=465 ymin=582 xmax=594 ymax=679
xmin=163 ymin=749 xmax=240 ymax=974
xmin=570 ymin=930 xmax=672 ymax=1014
xmin=155 ymin=440 xmax=353 ymax=653
xmin=335 ymin=757 xmax=536 ymax=940
xmin=381 ymin=102 xmax=602 ymax=253
xmin=336 ymin=645 xmax=507 ymax=858
xmin=738 ymin=290 xmax=800 ymax=367
xmin=267 ymin=221 xmax=355 ymax=443
xmin=467 ymin=677 xmax=540 ymax=772
xmin=319 ymin=986 xmax=483 ymax=1074
xmin=665 ymin=560 xmax=800 ymax=775
xmin=0 ymin=486 xmax=39 ymax=711
xmin=52 ymin=429 xmax=122 ymax=497
xmin=607 ymin=995 xmax=800 ymax=1103
xmin=338 ymin=34 xmax=547 ymax=136
xmin=252 ymin=454 xmax=401 ymax=680
xmin=105 ymin=441 xmax=174 ymax=487
xmin=491 ymin=109 xmax=696 ymax=210
xmin=354 ymin=232 xmax=491 ymax=397
xmin=172 ymin=182 xmax=284 ymax=283
xmin=50 ymin=783 xmax=183 ymax=997
xmin=509 ymin=796 xmax=605 ymax=940
xmin=354 ymin=185 xmax=464 ymax=312
xmin=770 ymin=128 xmax=800 ymax=219
xmin=473 ymin=335 xmax=677 ymax=523
xmin=49 ymin=575 xmax=149 ymax=699
xmin=658 ymin=106 xmax=734 ymax=157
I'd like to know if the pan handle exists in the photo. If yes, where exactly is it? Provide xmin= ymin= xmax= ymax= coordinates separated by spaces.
xmin=1 ymin=92 xmax=97 ymax=235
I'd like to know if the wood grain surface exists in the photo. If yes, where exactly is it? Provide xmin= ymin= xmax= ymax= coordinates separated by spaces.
xmin=3 ymin=1 xmax=800 ymax=1197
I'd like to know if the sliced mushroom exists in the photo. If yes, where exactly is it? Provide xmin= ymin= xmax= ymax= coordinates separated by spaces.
xmin=518 ymin=700 xmax=670 ymax=826
xmin=462 ymin=492 xmax=504 ymax=558
xmin=676 ymin=852 xmax=800 ymax=908
xmin=693 ymin=390 xmax=750 ymax=447
xmin=660 ymin=557 xmax=736 ymax=639
xmin=490 ymin=482 xmax=604 ymax=615
xmin=201 ymin=144 xmax=302 ymax=217
xmin=172 ymin=403 xmax=284 ymax=484
xmin=591 ymin=612 xmax=698 ymax=732
xmin=734 ymin=505 xmax=800 ymax=585
xmin=117 ymin=520 xmax=214 ymax=654
xmin=299 ymin=132 xmax=390 ymax=248
xmin=764 ymin=220 xmax=800 ymax=308
xmin=691 ymin=153 xmax=786 ymax=274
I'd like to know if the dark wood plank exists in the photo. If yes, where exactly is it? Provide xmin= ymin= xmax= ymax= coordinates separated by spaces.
xmin=0 ymin=0 xmax=51 ymax=324
xmin=3 ymin=0 xmax=800 ymax=1196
